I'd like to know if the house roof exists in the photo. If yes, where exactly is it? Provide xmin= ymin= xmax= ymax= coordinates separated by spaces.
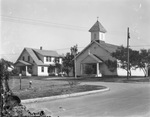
xmin=16 ymin=47 xmax=61 ymax=66
xmin=89 ymin=21 xmax=107 ymax=33
xmin=15 ymin=60 xmax=32 ymax=66
xmin=33 ymin=49 xmax=59 ymax=57
xmin=25 ymin=48 xmax=45 ymax=66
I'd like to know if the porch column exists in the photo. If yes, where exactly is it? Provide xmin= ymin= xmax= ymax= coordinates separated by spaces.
xmin=55 ymin=68 xmax=57 ymax=75
xmin=145 ymin=64 xmax=148 ymax=77
xmin=80 ymin=64 xmax=83 ymax=75
xmin=96 ymin=63 xmax=100 ymax=77
xmin=25 ymin=66 xmax=28 ymax=76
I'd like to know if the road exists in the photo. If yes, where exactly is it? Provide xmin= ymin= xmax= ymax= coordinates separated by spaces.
xmin=24 ymin=82 xmax=150 ymax=117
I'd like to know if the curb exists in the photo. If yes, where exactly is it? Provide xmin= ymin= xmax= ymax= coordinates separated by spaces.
xmin=22 ymin=87 xmax=110 ymax=104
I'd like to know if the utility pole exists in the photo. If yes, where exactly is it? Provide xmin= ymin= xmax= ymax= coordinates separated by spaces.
xmin=0 ymin=75 xmax=2 ymax=117
xmin=127 ymin=27 xmax=130 ymax=79
xmin=74 ymin=59 xmax=77 ymax=78
xmin=19 ymin=73 xmax=22 ymax=90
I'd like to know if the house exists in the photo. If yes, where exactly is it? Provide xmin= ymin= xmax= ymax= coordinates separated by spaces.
xmin=15 ymin=47 xmax=63 ymax=76
xmin=74 ymin=20 xmax=145 ymax=77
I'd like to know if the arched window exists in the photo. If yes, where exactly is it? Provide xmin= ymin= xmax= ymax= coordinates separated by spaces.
xmin=94 ymin=33 xmax=96 ymax=39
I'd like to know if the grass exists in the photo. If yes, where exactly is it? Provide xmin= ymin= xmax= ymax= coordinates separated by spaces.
xmin=68 ymin=76 xmax=150 ymax=83
xmin=8 ymin=76 xmax=149 ymax=100
xmin=8 ymin=76 xmax=106 ymax=100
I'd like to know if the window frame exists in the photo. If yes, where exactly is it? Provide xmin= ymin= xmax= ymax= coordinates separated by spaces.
xmin=23 ymin=56 xmax=25 ymax=61
xmin=28 ymin=56 xmax=30 ymax=61
xmin=41 ymin=66 xmax=44 ymax=72
xmin=94 ymin=33 xmax=97 ymax=39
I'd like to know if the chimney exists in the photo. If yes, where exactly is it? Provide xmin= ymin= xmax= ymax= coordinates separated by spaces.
xmin=40 ymin=46 xmax=42 ymax=50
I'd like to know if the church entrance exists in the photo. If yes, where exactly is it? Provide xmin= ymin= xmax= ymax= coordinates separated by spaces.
xmin=83 ymin=63 xmax=96 ymax=75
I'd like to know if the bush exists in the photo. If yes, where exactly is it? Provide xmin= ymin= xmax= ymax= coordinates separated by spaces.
xmin=67 ymin=80 xmax=80 ymax=88
xmin=11 ymin=68 xmax=19 ymax=76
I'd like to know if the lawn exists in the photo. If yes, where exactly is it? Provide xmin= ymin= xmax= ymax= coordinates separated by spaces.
xmin=8 ymin=76 xmax=106 ymax=100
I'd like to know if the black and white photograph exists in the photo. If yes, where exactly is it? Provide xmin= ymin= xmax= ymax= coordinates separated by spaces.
xmin=0 ymin=0 xmax=150 ymax=116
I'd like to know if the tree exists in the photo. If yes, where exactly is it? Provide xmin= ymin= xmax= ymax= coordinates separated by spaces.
xmin=0 ymin=58 xmax=46 ymax=117
xmin=62 ymin=52 xmax=74 ymax=76
xmin=62 ymin=45 xmax=78 ymax=76
xmin=71 ymin=44 xmax=78 ymax=76
xmin=104 ymin=60 xmax=117 ymax=72
xmin=112 ymin=46 xmax=140 ymax=76
xmin=137 ymin=49 xmax=150 ymax=77
xmin=71 ymin=44 xmax=78 ymax=56
xmin=48 ymin=63 xmax=62 ymax=76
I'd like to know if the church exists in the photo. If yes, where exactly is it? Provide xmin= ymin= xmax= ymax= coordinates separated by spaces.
xmin=74 ymin=20 xmax=145 ymax=77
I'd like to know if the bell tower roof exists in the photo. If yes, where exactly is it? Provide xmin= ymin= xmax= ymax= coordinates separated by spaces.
xmin=89 ymin=20 xmax=107 ymax=33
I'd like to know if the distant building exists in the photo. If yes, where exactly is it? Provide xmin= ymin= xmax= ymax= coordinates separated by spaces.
xmin=15 ymin=47 xmax=63 ymax=76
xmin=74 ymin=20 xmax=145 ymax=77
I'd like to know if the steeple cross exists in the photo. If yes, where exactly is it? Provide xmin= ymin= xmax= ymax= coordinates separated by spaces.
xmin=97 ymin=17 xmax=99 ymax=21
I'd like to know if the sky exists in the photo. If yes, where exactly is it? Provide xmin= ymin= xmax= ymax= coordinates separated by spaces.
xmin=0 ymin=0 xmax=150 ymax=62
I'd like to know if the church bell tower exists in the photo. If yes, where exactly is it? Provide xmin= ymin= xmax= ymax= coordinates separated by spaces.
xmin=89 ymin=19 xmax=107 ymax=43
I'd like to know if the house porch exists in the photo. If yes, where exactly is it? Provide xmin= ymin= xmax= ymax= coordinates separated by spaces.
xmin=15 ymin=60 xmax=32 ymax=76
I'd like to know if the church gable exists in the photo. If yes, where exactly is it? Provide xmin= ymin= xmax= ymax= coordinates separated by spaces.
xmin=76 ymin=41 xmax=114 ymax=62
xmin=81 ymin=54 xmax=103 ymax=64
xmin=81 ymin=55 xmax=98 ymax=63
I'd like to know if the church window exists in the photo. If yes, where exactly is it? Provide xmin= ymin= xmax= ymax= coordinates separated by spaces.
xmin=94 ymin=33 xmax=96 ymax=39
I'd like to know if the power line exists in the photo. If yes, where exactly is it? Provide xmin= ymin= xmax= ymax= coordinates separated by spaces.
xmin=0 ymin=46 xmax=85 ymax=55
xmin=130 ymin=45 xmax=150 ymax=47
xmin=1 ymin=15 xmax=88 ymax=31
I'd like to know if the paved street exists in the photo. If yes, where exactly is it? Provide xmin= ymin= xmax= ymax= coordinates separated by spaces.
xmin=24 ymin=82 xmax=150 ymax=117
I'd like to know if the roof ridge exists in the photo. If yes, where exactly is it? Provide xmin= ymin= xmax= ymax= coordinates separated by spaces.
xmin=25 ymin=48 xmax=45 ymax=66
xmin=89 ymin=20 xmax=107 ymax=33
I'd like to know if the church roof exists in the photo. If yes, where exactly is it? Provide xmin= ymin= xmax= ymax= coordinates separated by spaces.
xmin=74 ymin=40 xmax=118 ymax=60
xmin=89 ymin=21 xmax=107 ymax=33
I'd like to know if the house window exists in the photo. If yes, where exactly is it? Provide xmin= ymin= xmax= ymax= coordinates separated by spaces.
xmin=23 ymin=56 xmax=25 ymax=61
xmin=41 ymin=67 xmax=44 ymax=72
xmin=28 ymin=56 xmax=30 ymax=61
xmin=46 ymin=56 xmax=51 ymax=62
xmin=49 ymin=57 xmax=51 ymax=62
xmin=55 ymin=57 xmax=59 ymax=63
xmin=46 ymin=56 xmax=48 ymax=62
